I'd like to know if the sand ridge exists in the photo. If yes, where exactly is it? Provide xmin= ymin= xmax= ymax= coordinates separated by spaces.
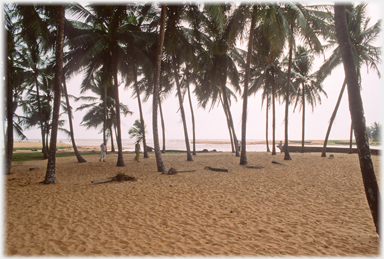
xmin=5 ymin=151 xmax=380 ymax=255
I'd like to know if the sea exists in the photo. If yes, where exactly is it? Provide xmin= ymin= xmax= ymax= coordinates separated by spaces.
xmin=16 ymin=138 xmax=367 ymax=152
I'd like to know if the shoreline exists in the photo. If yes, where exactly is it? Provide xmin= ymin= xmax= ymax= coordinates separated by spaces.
xmin=13 ymin=140 xmax=380 ymax=154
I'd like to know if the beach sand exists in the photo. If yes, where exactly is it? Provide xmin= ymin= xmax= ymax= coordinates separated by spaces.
xmin=5 ymin=145 xmax=380 ymax=256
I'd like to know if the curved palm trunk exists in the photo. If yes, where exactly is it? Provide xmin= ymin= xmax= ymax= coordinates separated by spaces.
xmin=152 ymin=5 xmax=167 ymax=173
xmin=133 ymin=66 xmax=148 ymax=158
xmin=221 ymin=81 xmax=239 ymax=157
xmin=187 ymin=84 xmax=196 ymax=155
xmin=284 ymin=32 xmax=293 ymax=161
xmin=271 ymin=69 xmax=277 ymax=155
xmin=113 ymin=50 xmax=125 ymax=167
xmin=44 ymin=5 xmax=64 ymax=184
xmin=321 ymin=79 xmax=347 ymax=157
xmin=172 ymin=56 xmax=193 ymax=161
xmin=335 ymin=4 xmax=380 ymax=236
xmin=159 ymin=96 xmax=166 ymax=153
xmin=301 ymin=83 xmax=306 ymax=153
xmin=240 ymin=10 xmax=256 ymax=165
xmin=63 ymin=80 xmax=86 ymax=163
xmin=220 ymin=96 xmax=235 ymax=152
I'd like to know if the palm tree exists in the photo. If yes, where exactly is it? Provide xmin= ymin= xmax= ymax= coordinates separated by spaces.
xmin=16 ymin=5 xmax=51 ymax=158
xmin=291 ymin=46 xmax=327 ymax=153
xmin=44 ymin=5 xmax=65 ymax=184
xmin=318 ymin=3 xmax=381 ymax=157
xmin=334 ymin=3 xmax=380 ymax=237
xmin=280 ymin=3 xmax=326 ymax=160
xmin=152 ymin=4 xmax=167 ymax=173
xmin=62 ymin=78 xmax=87 ymax=162
xmin=239 ymin=5 xmax=258 ymax=165
xmin=74 ymin=77 xmax=131 ymax=146
xmin=5 ymin=5 xmax=26 ymax=174
xmin=130 ymin=66 xmax=149 ymax=158
xmin=248 ymin=4 xmax=287 ymax=156
xmin=199 ymin=4 xmax=243 ymax=157
xmin=128 ymin=119 xmax=146 ymax=144
xmin=163 ymin=4 xmax=205 ymax=161
xmin=65 ymin=4 xmax=142 ymax=167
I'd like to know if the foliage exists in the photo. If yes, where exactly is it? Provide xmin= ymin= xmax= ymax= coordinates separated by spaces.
xmin=366 ymin=122 xmax=381 ymax=142
xmin=128 ymin=119 xmax=146 ymax=143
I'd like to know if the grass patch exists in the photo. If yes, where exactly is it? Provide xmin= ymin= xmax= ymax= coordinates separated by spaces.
xmin=12 ymin=152 xmax=97 ymax=162
xmin=13 ymin=146 xmax=70 ymax=151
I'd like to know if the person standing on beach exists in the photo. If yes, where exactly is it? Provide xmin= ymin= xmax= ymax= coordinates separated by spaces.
xmin=99 ymin=143 xmax=106 ymax=162
xmin=237 ymin=140 xmax=241 ymax=152
xmin=277 ymin=141 xmax=283 ymax=153
xmin=134 ymin=142 xmax=141 ymax=162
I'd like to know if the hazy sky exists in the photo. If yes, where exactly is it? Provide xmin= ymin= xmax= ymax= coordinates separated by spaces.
xmin=11 ymin=2 xmax=384 ymax=143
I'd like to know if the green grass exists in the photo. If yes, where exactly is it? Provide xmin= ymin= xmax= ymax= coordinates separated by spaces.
xmin=12 ymin=152 xmax=98 ymax=162
xmin=13 ymin=146 xmax=70 ymax=151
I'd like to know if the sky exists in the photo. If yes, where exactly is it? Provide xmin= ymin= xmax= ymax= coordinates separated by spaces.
xmin=9 ymin=1 xmax=384 ymax=143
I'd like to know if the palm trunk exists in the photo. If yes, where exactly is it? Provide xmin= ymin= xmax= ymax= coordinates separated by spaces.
xmin=335 ymin=4 xmax=380 ymax=236
xmin=220 ymin=95 xmax=235 ymax=152
xmin=187 ymin=84 xmax=196 ymax=155
xmin=63 ymin=80 xmax=86 ymax=163
xmin=172 ymin=56 xmax=193 ymax=161
xmin=349 ymin=121 xmax=354 ymax=154
xmin=35 ymin=73 xmax=47 ymax=159
xmin=159 ymin=96 xmax=166 ymax=153
xmin=5 ymin=63 xmax=13 ymax=174
xmin=44 ymin=5 xmax=64 ymax=184
xmin=45 ymin=127 xmax=49 ymax=152
xmin=271 ymin=68 xmax=277 ymax=155
xmin=110 ymin=126 xmax=115 ymax=152
xmin=284 ymin=26 xmax=293 ymax=161
xmin=113 ymin=49 xmax=125 ymax=167
xmin=240 ymin=9 xmax=256 ymax=165
xmin=321 ymin=78 xmax=347 ymax=157
xmin=265 ymin=72 xmax=271 ymax=153
xmin=103 ymin=85 xmax=107 ymax=152
xmin=152 ymin=5 xmax=167 ymax=172
xmin=265 ymin=99 xmax=270 ymax=152
xmin=133 ymin=66 xmax=148 ymax=158
xmin=301 ymin=83 xmax=306 ymax=153
xmin=221 ymin=80 xmax=239 ymax=157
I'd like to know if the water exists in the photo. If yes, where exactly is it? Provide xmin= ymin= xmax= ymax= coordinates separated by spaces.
xmin=17 ymin=138 xmax=379 ymax=152
xmin=20 ymin=138 xmax=269 ymax=152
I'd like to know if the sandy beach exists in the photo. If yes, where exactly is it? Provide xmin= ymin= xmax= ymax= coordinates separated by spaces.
xmin=5 ymin=142 xmax=381 ymax=256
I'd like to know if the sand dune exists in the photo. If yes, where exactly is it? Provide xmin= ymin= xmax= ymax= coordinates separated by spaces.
xmin=5 ymin=151 xmax=380 ymax=256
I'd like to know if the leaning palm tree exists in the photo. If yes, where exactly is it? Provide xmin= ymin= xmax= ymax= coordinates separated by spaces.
xmin=334 ymin=3 xmax=380 ymax=238
xmin=162 ymin=4 xmax=205 ymax=161
xmin=317 ymin=3 xmax=381 ymax=157
xmin=61 ymin=78 xmax=87 ymax=163
xmin=291 ymin=46 xmax=327 ymax=153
